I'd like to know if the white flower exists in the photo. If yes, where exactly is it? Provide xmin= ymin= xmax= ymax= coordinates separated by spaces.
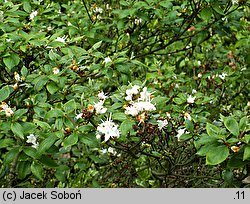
xmin=55 ymin=36 xmax=66 ymax=44
xmin=198 ymin=73 xmax=202 ymax=78
xmin=87 ymin=104 xmax=94 ymax=113
xmin=96 ymin=115 xmax=120 ymax=141
xmin=219 ymin=73 xmax=227 ymax=80
xmin=247 ymin=101 xmax=250 ymax=107
xmin=5 ymin=107 xmax=14 ymax=117
xmin=136 ymin=101 xmax=156 ymax=112
xmin=30 ymin=11 xmax=38 ymax=20
xmin=175 ymin=84 xmax=179 ymax=88
xmin=184 ymin=112 xmax=192 ymax=121
xmin=31 ymin=142 xmax=39 ymax=149
xmin=26 ymin=134 xmax=39 ymax=148
xmin=27 ymin=134 xmax=37 ymax=144
xmin=100 ymin=148 xmax=107 ymax=154
xmin=108 ymin=147 xmax=117 ymax=155
xmin=106 ymin=4 xmax=111 ymax=10
xmin=124 ymin=85 xmax=156 ymax=116
xmin=14 ymin=72 xmax=21 ymax=82
xmin=232 ymin=0 xmax=238 ymax=4
xmin=94 ymin=100 xmax=107 ymax=114
xmin=0 ymin=102 xmax=9 ymax=112
xmin=0 ymin=102 xmax=14 ymax=117
xmin=192 ymin=89 xmax=197 ymax=94
xmin=139 ymin=87 xmax=152 ymax=102
xmin=125 ymin=95 xmax=133 ymax=102
xmin=94 ymin=7 xmax=103 ymax=13
xmin=176 ymin=128 xmax=189 ymax=141
xmin=75 ymin=113 xmax=83 ymax=120
xmin=187 ymin=95 xmax=196 ymax=104
xmin=104 ymin=57 xmax=112 ymax=64
xmin=98 ymin=91 xmax=108 ymax=100
xmin=134 ymin=18 xmax=142 ymax=25
xmin=52 ymin=67 xmax=60 ymax=75
xmin=157 ymin=119 xmax=168 ymax=130
xmin=125 ymin=105 xmax=139 ymax=116
xmin=166 ymin=112 xmax=171 ymax=118
xmin=125 ymin=85 xmax=140 ymax=101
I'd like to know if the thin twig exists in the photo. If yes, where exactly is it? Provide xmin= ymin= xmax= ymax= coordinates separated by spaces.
xmin=82 ymin=0 xmax=93 ymax=24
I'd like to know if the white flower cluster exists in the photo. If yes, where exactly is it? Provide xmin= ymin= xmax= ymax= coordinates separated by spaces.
xmin=29 ymin=11 xmax=38 ymax=20
xmin=187 ymin=95 xmax=196 ymax=104
xmin=26 ymin=134 xmax=39 ymax=149
xmin=93 ymin=7 xmax=103 ymax=14
xmin=96 ymin=114 xmax=120 ymax=142
xmin=124 ymin=85 xmax=156 ymax=116
xmin=157 ymin=119 xmax=168 ymax=130
xmin=75 ymin=92 xmax=108 ymax=120
xmin=52 ymin=67 xmax=60 ymax=75
xmin=232 ymin=0 xmax=238 ymax=4
xmin=104 ymin=56 xmax=112 ymax=64
xmin=134 ymin=18 xmax=142 ymax=25
xmin=14 ymin=72 xmax=22 ymax=82
xmin=94 ymin=91 xmax=108 ymax=114
xmin=176 ymin=128 xmax=189 ymax=141
xmin=0 ymin=102 xmax=14 ymax=117
xmin=207 ymin=72 xmax=228 ymax=81
xmin=55 ymin=36 xmax=67 ymax=44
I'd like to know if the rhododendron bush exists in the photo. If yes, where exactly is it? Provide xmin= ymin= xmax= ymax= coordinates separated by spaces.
xmin=0 ymin=0 xmax=249 ymax=187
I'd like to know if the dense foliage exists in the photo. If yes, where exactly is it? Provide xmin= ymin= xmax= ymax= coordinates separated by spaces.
xmin=0 ymin=0 xmax=249 ymax=187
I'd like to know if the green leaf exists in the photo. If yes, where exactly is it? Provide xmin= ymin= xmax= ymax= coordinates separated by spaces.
xmin=243 ymin=134 xmax=250 ymax=144
xmin=31 ymin=161 xmax=43 ymax=180
xmin=46 ymin=82 xmax=59 ymax=94
xmin=23 ymin=0 xmax=31 ymax=13
xmin=34 ymin=120 xmax=51 ymax=130
xmin=159 ymin=0 xmax=173 ymax=8
xmin=199 ymin=7 xmax=213 ymax=21
xmin=3 ymin=53 xmax=20 ymax=71
xmin=120 ymin=120 xmax=136 ymax=137
xmin=37 ymin=135 xmax=58 ymax=155
xmin=55 ymin=165 xmax=69 ymax=183
xmin=13 ymin=109 xmax=28 ymax=120
xmin=206 ymin=123 xmax=220 ymax=137
xmin=78 ymin=125 xmax=94 ymax=133
xmin=80 ymin=133 xmax=99 ymax=147
xmin=17 ymin=161 xmax=31 ymax=179
xmin=4 ymin=147 xmax=20 ymax=164
xmin=45 ymin=109 xmax=64 ymax=119
xmin=173 ymin=96 xmax=186 ymax=105
xmin=185 ymin=119 xmax=194 ymax=132
xmin=179 ymin=134 xmax=192 ymax=141
xmin=63 ymin=99 xmax=76 ymax=114
xmin=223 ymin=170 xmax=234 ymax=185
xmin=212 ymin=4 xmax=224 ymax=15
xmin=227 ymin=153 xmax=246 ymax=169
xmin=33 ymin=75 xmax=49 ymax=91
xmin=23 ymin=147 xmax=38 ymax=159
xmin=0 ymin=139 xmax=15 ymax=149
xmin=0 ymin=86 xmax=11 ymax=102
xmin=91 ymin=41 xmax=102 ymax=50
xmin=63 ymin=133 xmax=78 ymax=148
xmin=11 ymin=122 xmax=24 ymax=139
xmin=224 ymin=117 xmax=239 ymax=136
xmin=243 ymin=146 xmax=250 ymax=161
xmin=206 ymin=145 xmax=229 ymax=165
xmin=196 ymin=142 xmax=219 ymax=156
xmin=239 ymin=116 xmax=248 ymax=132
xmin=112 ymin=112 xmax=127 ymax=122
xmin=39 ymin=155 xmax=58 ymax=167
xmin=49 ymin=50 xmax=61 ymax=61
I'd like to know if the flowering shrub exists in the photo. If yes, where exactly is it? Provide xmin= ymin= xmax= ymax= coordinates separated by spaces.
xmin=0 ymin=0 xmax=249 ymax=187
